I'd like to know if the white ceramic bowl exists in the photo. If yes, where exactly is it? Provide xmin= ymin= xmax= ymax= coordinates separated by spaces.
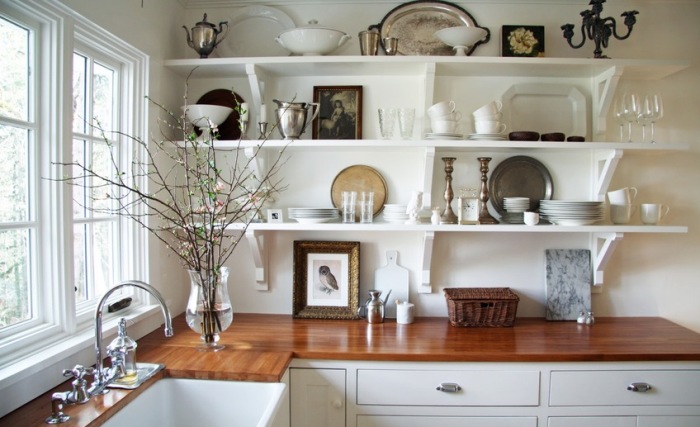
xmin=276 ymin=21 xmax=351 ymax=56
xmin=434 ymin=26 xmax=488 ymax=56
xmin=182 ymin=104 xmax=233 ymax=128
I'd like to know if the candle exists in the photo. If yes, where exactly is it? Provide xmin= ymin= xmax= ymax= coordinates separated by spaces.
xmin=240 ymin=102 xmax=249 ymax=121
xmin=260 ymin=104 xmax=267 ymax=123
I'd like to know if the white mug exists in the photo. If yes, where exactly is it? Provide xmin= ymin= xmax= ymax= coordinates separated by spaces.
xmin=474 ymin=120 xmax=506 ymax=134
xmin=396 ymin=302 xmax=415 ymax=324
xmin=427 ymin=100 xmax=456 ymax=119
xmin=473 ymin=100 xmax=503 ymax=117
xmin=431 ymin=119 xmax=458 ymax=134
xmin=610 ymin=203 xmax=636 ymax=224
xmin=640 ymin=203 xmax=670 ymax=225
xmin=607 ymin=187 xmax=638 ymax=205
xmin=524 ymin=211 xmax=539 ymax=226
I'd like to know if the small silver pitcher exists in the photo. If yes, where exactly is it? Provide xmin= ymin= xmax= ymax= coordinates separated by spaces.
xmin=183 ymin=13 xmax=229 ymax=58
xmin=358 ymin=290 xmax=391 ymax=324
xmin=273 ymin=99 xmax=319 ymax=140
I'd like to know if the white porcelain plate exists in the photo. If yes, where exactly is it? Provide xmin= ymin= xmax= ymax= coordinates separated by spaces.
xmin=501 ymin=83 xmax=587 ymax=139
xmin=217 ymin=5 xmax=295 ymax=57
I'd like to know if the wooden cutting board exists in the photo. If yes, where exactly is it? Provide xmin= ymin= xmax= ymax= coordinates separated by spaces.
xmin=374 ymin=250 xmax=409 ymax=318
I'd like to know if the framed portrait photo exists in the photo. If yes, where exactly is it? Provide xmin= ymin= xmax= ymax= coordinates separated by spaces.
xmin=267 ymin=208 xmax=283 ymax=223
xmin=312 ymin=85 xmax=363 ymax=140
xmin=293 ymin=240 xmax=360 ymax=319
xmin=501 ymin=25 xmax=545 ymax=57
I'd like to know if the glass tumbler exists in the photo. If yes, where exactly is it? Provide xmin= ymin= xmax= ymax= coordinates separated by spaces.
xmin=342 ymin=191 xmax=357 ymax=223
xmin=359 ymin=191 xmax=374 ymax=223
xmin=378 ymin=108 xmax=397 ymax=139
xmin=397 ymin=108 xmax=415 ymax=139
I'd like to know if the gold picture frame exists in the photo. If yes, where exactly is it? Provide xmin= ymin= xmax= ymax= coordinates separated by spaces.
xmin=293 ymin=240 xmax=360 ymax=319
xmin=312 ymin=85 xmax=363 ymax=140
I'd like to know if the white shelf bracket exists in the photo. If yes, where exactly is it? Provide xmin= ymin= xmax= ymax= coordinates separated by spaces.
xmin=245 ymin=229 xmax=268 ymax=291
xmin=419 ymin=231 xmax=435 ymax=294
xmin=422 ymin=146 xmax=436 ymax=210
xmin=591 ymin=232 xmax=624 ymax=288
xmin=244 ymin=145 xmax=269 ymax=182
xmin=245 ymin=63 xmax=266 ymax=124
xmin=592 ymin=65 xmax=622 ymax=140
xmin=593 ymin=149 xmax=623 ymax=201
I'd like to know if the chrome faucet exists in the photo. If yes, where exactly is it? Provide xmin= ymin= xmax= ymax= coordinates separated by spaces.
xmin=45 ymin=280 xmax=173 ymax=424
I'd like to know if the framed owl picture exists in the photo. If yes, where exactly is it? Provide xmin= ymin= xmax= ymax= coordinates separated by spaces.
xmin=293 ymin=240 xmax=360 ymax=319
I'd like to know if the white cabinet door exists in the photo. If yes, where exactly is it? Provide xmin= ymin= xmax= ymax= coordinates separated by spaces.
xmin=290 ymin=368 xmax=346 ymax=427
xmin=358 ymin=415 xmax=537 ymax=427
xmin=548 ymin=417 xmax=636 ymax=427
xmin=638 ymin=416 xmax=700 ymax=427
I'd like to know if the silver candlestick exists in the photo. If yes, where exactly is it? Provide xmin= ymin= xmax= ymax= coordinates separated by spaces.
xmin=239 ymin=119 xmax=248 ymax=140
xmin=258 ymin=122 xmax=268 ymax=140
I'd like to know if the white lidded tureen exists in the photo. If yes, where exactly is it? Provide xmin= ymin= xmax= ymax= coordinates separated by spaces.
xmin=275 ymin=20 xmax=351 ymax=55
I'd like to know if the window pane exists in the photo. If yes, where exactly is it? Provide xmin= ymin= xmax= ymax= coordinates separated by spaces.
xmin=0 ymin=17 xmax=29 ymax=121
xmin=73 ymin=221 xmax=116 ymax=303
xmin=0 ymin=125 xmax=29 ymax=222
xmin=72 ymin=53 xmax=87 ymax=134
xmin=73 ymin=223 xmax=87 ymax=302
xmin=93 ymin=62 xmax=114 ymax=131
xmin=0 ymin=229 xmax=31 ymax=330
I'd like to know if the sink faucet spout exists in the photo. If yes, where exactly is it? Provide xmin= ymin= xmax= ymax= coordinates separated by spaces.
xmin=93 ymin=280 xmax=173 ymax=392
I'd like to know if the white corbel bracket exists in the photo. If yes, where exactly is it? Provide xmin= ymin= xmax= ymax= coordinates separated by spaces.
xmin=592 ymin=232 xmax=624 ymax=288
xmin=594 ymin=149 xmax=623 ymax=201
xmin=245 ymin=229 xmax=268 ymax=291
xmin=419 ymin=231 xmax=435 ymax=294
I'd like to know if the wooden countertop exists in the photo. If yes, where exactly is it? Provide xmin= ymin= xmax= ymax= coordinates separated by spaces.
xmin=4 ymin=314 xmax=700 ymax=426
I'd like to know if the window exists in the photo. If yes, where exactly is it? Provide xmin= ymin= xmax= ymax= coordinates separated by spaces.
xmin=0 ymin=0 xmax=148 ymax=367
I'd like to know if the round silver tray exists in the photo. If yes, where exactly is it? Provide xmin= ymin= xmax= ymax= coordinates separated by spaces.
xmin=370 ymin=0 xmax=489 ymax=56
xmin=488 ymin=155 xmax=553 ymax=216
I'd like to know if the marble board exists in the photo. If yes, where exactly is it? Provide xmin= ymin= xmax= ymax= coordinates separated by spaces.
xmin=545 ymin=249 xmax=591 ymax=321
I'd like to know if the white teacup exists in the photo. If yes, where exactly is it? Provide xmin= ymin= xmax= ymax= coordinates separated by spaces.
xmin=610 ymin=204 xmax=636 ymax=224
xmin=473 ymin=112 xmax=502 ymax=121
xmin=474 ymin=120 xmax=506 ymax=134
xmin=607 ymin=187 xmax=638 ymax=205
xmin=427 ymin=100 xmax=456 ymax=119
xmin=640 ymin=203 xmax=670 ymax=225
xmin=431 ymin=119 xmax=458 ymax=134
xmin=524 ymin=211 xmax=540 ymax=226
xmin=432 ymin=110 xmax=462 ymax=122
xmin=473 ymin=100 xmax=503 ymax=117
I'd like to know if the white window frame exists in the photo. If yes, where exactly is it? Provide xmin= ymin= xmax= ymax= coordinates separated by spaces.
xmin=0 ymin=0 xmax=151 ymax=417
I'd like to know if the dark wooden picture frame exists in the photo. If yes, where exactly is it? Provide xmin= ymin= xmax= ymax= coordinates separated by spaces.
xmin=501 ymin=25 xmax=545 ymax=57
xmin=293 ymin=240 xmax=360 ymax=319
xmin=312 ymin=85 xmax=363 ymax=140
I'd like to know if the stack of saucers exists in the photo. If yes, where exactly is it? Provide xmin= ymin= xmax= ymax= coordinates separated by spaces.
xmin=502 ymin=197 xmax=530 ymax=224
xmin=382 ymin=204 xmax=409 ymax=223
xmin=539 ymin=200 xmax=604 ymax=226
xmin=287 ymin=207 xmax=340 ymax=224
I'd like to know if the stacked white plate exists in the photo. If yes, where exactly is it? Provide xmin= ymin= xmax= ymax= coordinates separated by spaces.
xmin=382 ymin=204 xmax=409 ymax=223
xmin=539 ymin=200 xmax=604 ymax=226
xmin=502 ymin=197 xmax=530 ymax=224
xmin=468 ymin=133 xmax=507 ymax=141
xmin=288 ymin=207 xmax=340 ymax=224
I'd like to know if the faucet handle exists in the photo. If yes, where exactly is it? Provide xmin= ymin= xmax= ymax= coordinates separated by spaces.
xmin=62 ymin=365 xmax=95 ymax=381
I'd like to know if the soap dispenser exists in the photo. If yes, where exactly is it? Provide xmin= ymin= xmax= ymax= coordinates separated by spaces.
xmin=107 ymin=318 xmax=138 ymax=384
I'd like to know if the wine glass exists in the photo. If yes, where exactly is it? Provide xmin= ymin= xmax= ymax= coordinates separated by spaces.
xmin=645 ymin=93 xmax=664 ymax=144
xmin=613 ymin=97 xmax=628 ymax=142
xmin=621 ymin=92 xmax=640 ymax=142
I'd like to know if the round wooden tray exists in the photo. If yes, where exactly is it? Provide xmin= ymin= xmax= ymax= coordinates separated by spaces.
xmin=330 ymin=165 xmax=387 ymax=217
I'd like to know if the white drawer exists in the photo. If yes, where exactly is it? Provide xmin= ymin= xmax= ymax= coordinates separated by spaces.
xmin=358 ymin=415 xmax=537 ymax=427
xmin=550 ymin=370 xmax=700 ymax=406
xmin=357 ymin=369 xmax=540 ymax=406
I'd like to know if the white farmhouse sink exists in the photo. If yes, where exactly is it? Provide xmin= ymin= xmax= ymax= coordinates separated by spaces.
xmin=102 ymin=378 xmax=287 ymax=427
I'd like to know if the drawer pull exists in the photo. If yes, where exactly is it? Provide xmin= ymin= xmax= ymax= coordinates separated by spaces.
xmin=436 ymin=382 xmax=462 ymax=393
xmin=627 ymin=382 xmax=652 ymax=392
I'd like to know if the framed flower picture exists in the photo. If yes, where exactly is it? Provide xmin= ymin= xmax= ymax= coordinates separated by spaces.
xmin=501 ymin=25 xmax=545 ymax=57
xmin=293 ymin=240 xmax=360 ymax=319
xmin=312 ymin=85 xmax=363 ymax=140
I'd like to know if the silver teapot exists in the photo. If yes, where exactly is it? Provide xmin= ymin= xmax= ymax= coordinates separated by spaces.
xmin=358 ymin=289 xmax=391 ymax=324
xmin=183 ymin=14 xmax=229 ymax=58
xmin=273 ymin=99 xmax=320 ymax=140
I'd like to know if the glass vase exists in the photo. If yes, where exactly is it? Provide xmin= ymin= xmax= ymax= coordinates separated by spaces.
xmin=185 ymin=267 xmax=233 ymax=351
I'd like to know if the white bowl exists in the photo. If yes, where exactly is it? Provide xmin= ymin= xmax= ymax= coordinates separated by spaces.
xmin=182 ymin=104 xmax=233 ymax=129
xmin=434 ymin=26 xmax=488 ymax=56
xmin=276 ymin=21 xmax=351 ymax=56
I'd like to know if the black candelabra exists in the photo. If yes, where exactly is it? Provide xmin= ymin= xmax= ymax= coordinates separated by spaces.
xmin=561 ymin=0 xmax=638 ymax=59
